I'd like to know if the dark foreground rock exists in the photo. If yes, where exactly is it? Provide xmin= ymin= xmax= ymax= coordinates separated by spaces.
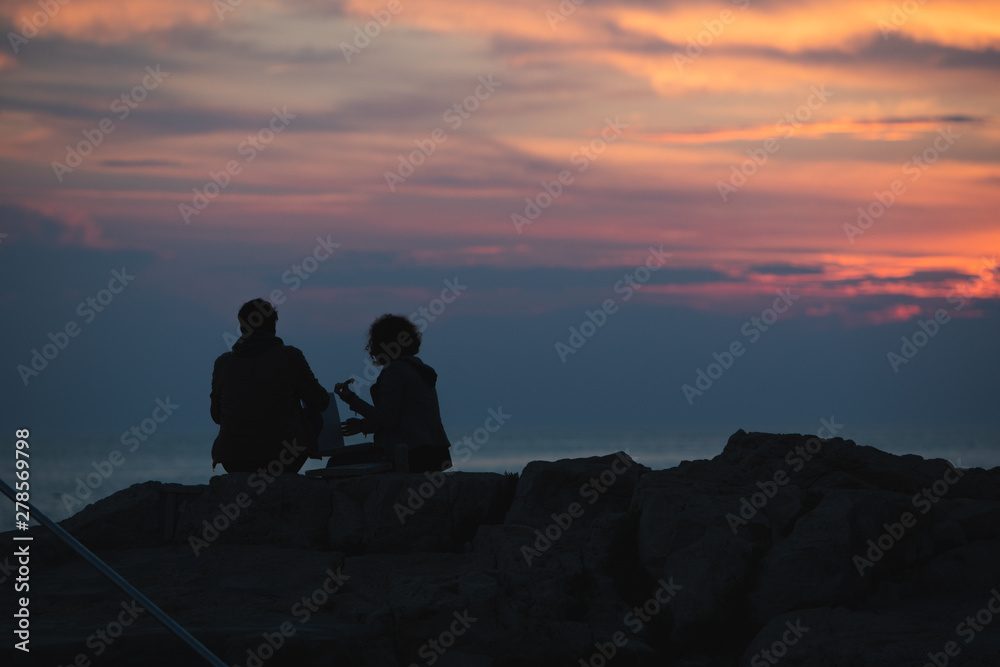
xmin=6 ymin=434 xmax=1000 ymax=666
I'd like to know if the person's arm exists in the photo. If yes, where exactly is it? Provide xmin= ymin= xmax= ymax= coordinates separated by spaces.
xmin=289 ymin=347 xmax=330 ymax=412
xmin=340 ymin=417 xmax=372 ymax=436
xmin=342 ymin=365 xmax=405 ymax=434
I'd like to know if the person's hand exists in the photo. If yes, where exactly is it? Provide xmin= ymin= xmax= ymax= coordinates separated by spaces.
xmin=341 ymin=418 xmax=363 ymax=436
xmin=333 ymin=378 xmax=357 ymax=403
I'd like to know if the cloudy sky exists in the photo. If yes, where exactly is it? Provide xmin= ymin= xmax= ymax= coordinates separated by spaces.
xmin=1 ymin=0 xmax=998 ymax=442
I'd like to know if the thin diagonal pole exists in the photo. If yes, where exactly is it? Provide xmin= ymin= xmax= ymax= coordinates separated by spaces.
xmin=1 ymin=478 xmax=227 ymax=667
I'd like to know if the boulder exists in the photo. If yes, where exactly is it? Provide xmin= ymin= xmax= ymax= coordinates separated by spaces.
xmin=8 ymin=434 xmax=1000 ymax=666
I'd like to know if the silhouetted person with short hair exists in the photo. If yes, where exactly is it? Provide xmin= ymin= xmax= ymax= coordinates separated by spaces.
xmin=211 ymin=298 xmax=329 ymax=473
xmin=333 ymin=314 xmax=452 ymax=473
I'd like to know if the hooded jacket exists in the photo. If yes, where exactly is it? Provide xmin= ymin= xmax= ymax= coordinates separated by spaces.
xmin=210 ymin=332 xmax=329 ymax=467
xmin=344 ymin=355 xmax=450 ymax=450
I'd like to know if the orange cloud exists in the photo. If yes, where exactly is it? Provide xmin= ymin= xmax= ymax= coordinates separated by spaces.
xmin=2 ymin=0 xmax=220 ymax=43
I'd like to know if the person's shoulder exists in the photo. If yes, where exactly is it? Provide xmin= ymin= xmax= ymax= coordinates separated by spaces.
xmin=276 ymin=343 xmax=310 ymax=363
xmin=401 ymin=355 xmax=434 ymax=370
xmin=213 ymin=350 xmax=235 ymax=364
xmin=393 ymin=356 xmax=436 ymax=380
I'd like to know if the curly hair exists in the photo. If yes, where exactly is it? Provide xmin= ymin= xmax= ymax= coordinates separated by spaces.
xmin=366 ymin=314 xmax=421 ymax=365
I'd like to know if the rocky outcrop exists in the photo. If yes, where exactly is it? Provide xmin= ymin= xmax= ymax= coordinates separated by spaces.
xmin=630 ymin=431 xmax=1000 ymax=665
xmin=8 ymin=433 xmax=1000 ymax=666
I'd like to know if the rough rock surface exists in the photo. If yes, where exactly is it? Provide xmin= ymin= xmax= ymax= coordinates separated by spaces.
xmin=6 ymin=434 xmax=1000 ymax=666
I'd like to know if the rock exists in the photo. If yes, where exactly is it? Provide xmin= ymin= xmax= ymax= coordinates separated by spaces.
xmin=61 ymin=481 xmax=208 ymax=549
xmin=505 ymin=452 xmax=648 ymax=530
xmin=747 ymin=489 xmax=894 ymax=624
xmin=742 ymin=606 xmax=1000 ymax=667
xmin=324 ymin=471 xmax=512 ymax=554
xmin=57 ymin=470 xmax=514 ymax=556
xmin=7 ymin=434 xmax=1000 ymax=666
xmin=176 ymin=473 xmax=331 ymax=551
xmin=662 ymin=526 xmax=754 ymax=637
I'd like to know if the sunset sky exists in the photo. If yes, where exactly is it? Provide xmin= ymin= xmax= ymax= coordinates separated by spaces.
xmin=2 ymin=0 xmax=998 ymax=439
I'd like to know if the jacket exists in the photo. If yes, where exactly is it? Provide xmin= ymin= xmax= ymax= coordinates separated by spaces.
xmin=210 ymin=332 xmax=329 ymax=466
xmin=344 ymin=355 xmax=450 ymax=450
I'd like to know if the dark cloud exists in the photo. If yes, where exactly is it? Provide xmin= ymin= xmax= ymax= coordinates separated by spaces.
xmin=723 ymin=32 xmax=1000 ymax=70
xmin=832 ymin=270 xmax=978 ymax=287
xmin=314 ymin=262 xmax=731 ymax=291
xmin=749 ymin=263 xmax=826 ymax=276
xmin=862 ymin=33 xmax=1000 ymax=69
xmin=905 ymin=270 xmax=979 ymax=283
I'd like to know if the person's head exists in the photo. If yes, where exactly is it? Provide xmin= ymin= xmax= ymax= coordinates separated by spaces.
xmin=237 ymin=298 xmax=278 ymax=335
xmin=366 ymin=314 xmax=420 ymax=366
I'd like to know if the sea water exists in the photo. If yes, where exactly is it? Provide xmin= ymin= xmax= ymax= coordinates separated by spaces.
xmin=1 ymin=426 xmax=997 ymax=531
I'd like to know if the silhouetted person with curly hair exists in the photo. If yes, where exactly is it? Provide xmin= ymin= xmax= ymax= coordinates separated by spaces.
xmin=211 ymin=298 xmax=329 ymax=473
xmin=333 ymin=314 xmax=452 ymax=473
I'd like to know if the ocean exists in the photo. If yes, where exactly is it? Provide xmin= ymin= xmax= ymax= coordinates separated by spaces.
xmin=2 ymin=426 xmax=998 ymax=532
